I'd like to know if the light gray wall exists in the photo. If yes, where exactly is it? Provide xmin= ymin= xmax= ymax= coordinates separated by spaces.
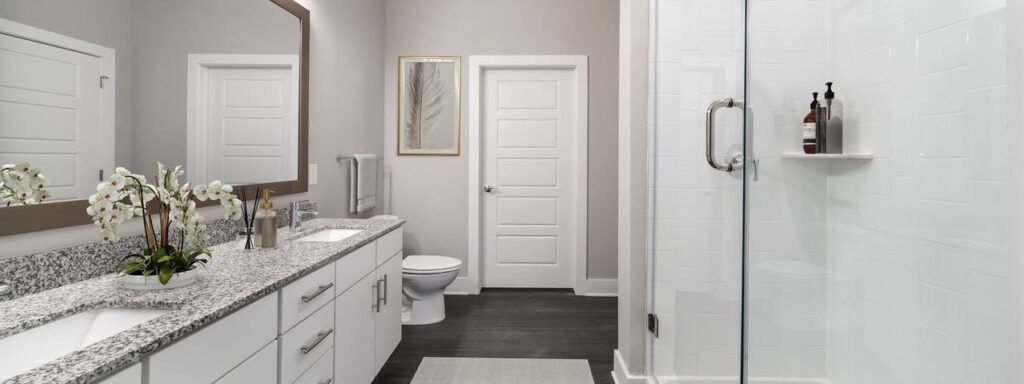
xmin=0 ymin=0 xmax=386 ymax=259
xmin=130 ymin=0 xmax=299 ymax=172
xmin=0 ymin=0 xmax=135 ymax=167
xmin=383 ymin=0 xmax=620 ymax=280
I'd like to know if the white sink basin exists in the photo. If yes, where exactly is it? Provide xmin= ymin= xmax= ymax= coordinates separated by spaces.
xmin=297 ymin=228 xmax=363 ymax=243
xmin=0 ymin=308 xmax=169 ymax=381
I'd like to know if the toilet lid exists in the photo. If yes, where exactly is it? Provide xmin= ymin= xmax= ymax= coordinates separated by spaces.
xmin=403 ymin=255 xmax=462 ymax=273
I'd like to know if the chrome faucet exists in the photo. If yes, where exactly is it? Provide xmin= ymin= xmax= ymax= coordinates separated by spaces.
xmin=289 ymin=201 xmax=319 ymax=231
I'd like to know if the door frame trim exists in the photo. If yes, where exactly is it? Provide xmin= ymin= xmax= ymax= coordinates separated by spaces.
xmin=186 ymin=54 xmax=301 ymax=184
xmin=466 ymin=55 xmax=589 ymax=295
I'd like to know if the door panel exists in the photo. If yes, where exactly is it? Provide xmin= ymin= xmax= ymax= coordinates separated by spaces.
xmin=335 ymin=273 xmax=377 ymax=384
xmin=0 ymin=33 xmax=104 ymax=201
xmin=648 ymin=0 xmax=746 ymax=381
xmin=482 ymin=68 xmax=576 ymax=288
xmin=204 ymin=66 xmax=296 ymax=185
xmin=374 ymin=253 xmax=402 ymax=371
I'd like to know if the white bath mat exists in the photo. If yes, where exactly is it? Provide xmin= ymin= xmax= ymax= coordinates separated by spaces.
xmin=411 ymin=357 xmax=595 ymax=384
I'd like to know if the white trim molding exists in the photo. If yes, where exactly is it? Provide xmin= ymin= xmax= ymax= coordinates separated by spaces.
xmin=0 ymin=17 xmax=116 ymax=182
xmin=467 ymin=55 xmax=590 ymax=295
xmin=613 ymin=349 xmax=651 ymax=384
xmin=186 ymin=54 xmax=300 ymax=183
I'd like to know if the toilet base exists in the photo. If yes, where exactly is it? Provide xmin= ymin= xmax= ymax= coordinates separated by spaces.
xmin=402 ymin=290 xmax=446 ymax=325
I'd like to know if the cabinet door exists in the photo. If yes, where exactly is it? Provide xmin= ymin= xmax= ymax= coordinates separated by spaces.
xmin=375 ymin=253 xmax=403 ymax=371
xmin=335 ymin=274 xmax=377 ymax=384
xmin=214 ymin=340 xmax=277 ymax=384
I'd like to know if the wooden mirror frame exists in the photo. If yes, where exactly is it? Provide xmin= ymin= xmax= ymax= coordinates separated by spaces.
xmin=0 ymin=0 xmax=310 ymax=237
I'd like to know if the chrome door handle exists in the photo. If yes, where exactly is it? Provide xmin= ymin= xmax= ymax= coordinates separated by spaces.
xmin=382 ymin=274 xmax=388 ymax=306
xmin=483 ymin=185 xmax=496 ymax=193
xmin=301 ymin=329 xmax=334 ymax=354
xmin=374 ymin=278 xmax=384 ymax=313
xmin=705 ymin=98 xmax=745 ymax=173
xmin=301 ymin=283 xmax=334 ymax=303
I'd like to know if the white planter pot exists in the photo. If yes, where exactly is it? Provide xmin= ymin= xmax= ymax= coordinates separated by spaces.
xmin=122 ymin=268 xmax=198 ymax=290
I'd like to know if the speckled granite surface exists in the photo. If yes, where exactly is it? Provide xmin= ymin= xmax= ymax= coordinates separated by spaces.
xmin=0 ymin=203 xmax=316 ymax=302
xmin=0 ymin=217 xmax=403 ymax=384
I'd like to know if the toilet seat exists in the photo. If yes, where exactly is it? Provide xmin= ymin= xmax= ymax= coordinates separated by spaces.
xmin=403 ymin=255 xmax=462 ymax=275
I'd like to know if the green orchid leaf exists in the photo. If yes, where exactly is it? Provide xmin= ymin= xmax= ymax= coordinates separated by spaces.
xmin=158 ymin=264 xmax=175 ymax=285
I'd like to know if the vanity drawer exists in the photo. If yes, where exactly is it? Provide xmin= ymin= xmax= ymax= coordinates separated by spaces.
xmin=148 ymin=292 xmax=278 ymax=384
xmin=280 ymin=262 xmax=336 ymax=333
xmin=292 ymin=346 xmax=334 ymax=384
xmin=280 ymin=300 xmax=335 ymax=384
xmin=335 ymin=242 xmax=375 ymax=295
xmin=375 ymin=227 xmax=403 ymax=266
xmin=215 ymin=340 xmax=278 ymax=384
xmin=97 ymin=362 xmax=141 ymax=384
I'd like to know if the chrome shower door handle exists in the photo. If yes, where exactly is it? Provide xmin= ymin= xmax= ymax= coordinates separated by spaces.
xmin=705 ymin=98 xmax=745 ymax=173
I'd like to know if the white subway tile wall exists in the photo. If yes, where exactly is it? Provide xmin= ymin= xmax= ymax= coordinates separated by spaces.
xmin=649 ymin=0 xmax=1009 ymax=382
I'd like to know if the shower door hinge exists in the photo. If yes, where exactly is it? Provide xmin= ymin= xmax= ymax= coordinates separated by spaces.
xmin=648 ymin=313 xmax=659 ymax=337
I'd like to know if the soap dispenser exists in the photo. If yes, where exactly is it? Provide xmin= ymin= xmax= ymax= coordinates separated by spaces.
xmin=802 ymin=92 xmax=819 ymax=154
xmin=254 ymin=189 xmax=277 ymax=249
xmin=822 ymin=82 xmax=844 ymax=153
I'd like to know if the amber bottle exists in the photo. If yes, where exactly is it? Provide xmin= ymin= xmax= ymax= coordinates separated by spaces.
xmin=803 ymin=92 xmax=819 ymax=154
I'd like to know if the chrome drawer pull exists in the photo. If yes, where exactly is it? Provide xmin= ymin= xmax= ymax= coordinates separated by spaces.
xmin=301 ymin=329 xmax=334 ymax=354
xmin=301 ymin=283 xmax=334 ymax=303
xmin=318 ymin=379 xmax=333 ymax=384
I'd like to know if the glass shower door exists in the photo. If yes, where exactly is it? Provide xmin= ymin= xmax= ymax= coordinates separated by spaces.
xmin=648 ymin=0 xmax=748 ymax=381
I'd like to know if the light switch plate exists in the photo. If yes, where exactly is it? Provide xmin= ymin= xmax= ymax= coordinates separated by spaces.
xmin=308 ymin=164 xmax=318 ymax=186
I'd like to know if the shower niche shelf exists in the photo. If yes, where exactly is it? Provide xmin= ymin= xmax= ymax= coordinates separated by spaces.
xmin=782 ymin=152 xmax=873 ymax=160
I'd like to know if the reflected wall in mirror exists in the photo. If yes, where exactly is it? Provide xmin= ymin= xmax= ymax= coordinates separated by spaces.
xmin=0 ymin=0 xmax=302 ymax=203
xmin=0 ymin=0 xmax=308 ymax=236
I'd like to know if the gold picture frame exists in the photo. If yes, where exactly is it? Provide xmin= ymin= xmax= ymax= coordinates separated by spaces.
xmin=397 ymin=56 xmax=461 ymax=156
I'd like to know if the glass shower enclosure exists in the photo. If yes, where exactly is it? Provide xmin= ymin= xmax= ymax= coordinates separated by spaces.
xmin=648 ymin=0 xmax=1010 ymax=383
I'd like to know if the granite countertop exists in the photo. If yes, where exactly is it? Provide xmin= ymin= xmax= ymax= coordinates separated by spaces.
xmin=0 ymin=218 xmax=404 ymax=384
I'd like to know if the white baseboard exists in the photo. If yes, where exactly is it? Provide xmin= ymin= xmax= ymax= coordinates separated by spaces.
xmin=656 ymin=377 xmax=832 ymax=384
xmin=613 ymin=349 xmax=649 ymax=384
xmin=444 ymin=276 xmax=479 ymax=295
xmin=582 ymin=278 xmax=618 ymax=296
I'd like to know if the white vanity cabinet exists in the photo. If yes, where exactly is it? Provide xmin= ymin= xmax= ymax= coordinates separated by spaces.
xmin=335 ymin=228 xmax=404 ymax=383
xmin=128 ymin=226 xmax=402 ymax=384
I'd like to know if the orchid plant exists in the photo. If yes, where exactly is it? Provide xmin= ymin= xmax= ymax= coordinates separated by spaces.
xmin=0 ymin=162 xmax=51 ymax=207
xmin=88 ymin=163 xmax=243 ymax=284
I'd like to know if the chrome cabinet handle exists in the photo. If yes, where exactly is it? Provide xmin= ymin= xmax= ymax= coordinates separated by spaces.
xmin=301 ymin=283 xmax=334 ymax=303
xmin=371 ymin=281 xmax=379 ymax=311
xmin=300 ymin=329 xmax=334 ymax=354
xmin=374 ymin=278 xmax=384 ymax=313
xmin=483 ymin=185 xmax=495 ymax=193
xmin=705 ymin=98 xmax=745 ymax=173
xmin=382 ymin=274 xmax=388 ymax=306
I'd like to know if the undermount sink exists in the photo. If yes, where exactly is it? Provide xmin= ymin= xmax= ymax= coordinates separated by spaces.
xmin=0 ymin=308 xmax=169 ymax=381
xmin=297 ymin=228 xmax=363 ymax=243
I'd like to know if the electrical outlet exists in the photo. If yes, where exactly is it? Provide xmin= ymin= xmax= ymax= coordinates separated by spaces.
xmin=308 ymin=164 xmax=318 ymax=186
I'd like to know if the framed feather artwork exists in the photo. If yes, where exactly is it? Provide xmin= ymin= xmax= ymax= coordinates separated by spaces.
xmin=398 ymin=56 xmax=461 ymax=156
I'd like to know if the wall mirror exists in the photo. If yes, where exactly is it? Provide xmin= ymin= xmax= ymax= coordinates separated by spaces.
xmin=0 ymin=0 xmax=309 ymax=235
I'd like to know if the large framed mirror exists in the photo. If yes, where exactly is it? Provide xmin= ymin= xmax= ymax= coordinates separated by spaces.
xmin=0 ymin=0 xmax=309 ymax=236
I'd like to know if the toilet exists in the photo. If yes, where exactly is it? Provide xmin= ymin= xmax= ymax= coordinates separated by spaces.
xmin=401 ymin=255 xmax=462 ymax=325
xmin=370 ymin=215 xmax=462 ymax=325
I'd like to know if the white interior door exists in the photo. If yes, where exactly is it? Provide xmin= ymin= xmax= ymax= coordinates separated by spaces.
xmin=0 ymin=32 xmax=105 ymax=201
xmin=482 ymin=67 xmax=577 ymax=288
xmin=189 ymin=55 xmax=298 ymax=186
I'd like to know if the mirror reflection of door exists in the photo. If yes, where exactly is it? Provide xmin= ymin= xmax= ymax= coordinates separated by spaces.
xmin=0 ymin=21 xmax=115 ymax=202
xmin=187 ymin=55 xmax=299 ymax=186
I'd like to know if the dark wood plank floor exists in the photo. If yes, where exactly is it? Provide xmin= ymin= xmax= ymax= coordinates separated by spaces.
xmin=373 ymin=289 xmax=617 ymax=384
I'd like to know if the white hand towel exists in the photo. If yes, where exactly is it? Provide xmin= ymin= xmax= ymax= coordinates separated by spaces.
xmin=350 ymin=154 xmax=378 ymax=213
